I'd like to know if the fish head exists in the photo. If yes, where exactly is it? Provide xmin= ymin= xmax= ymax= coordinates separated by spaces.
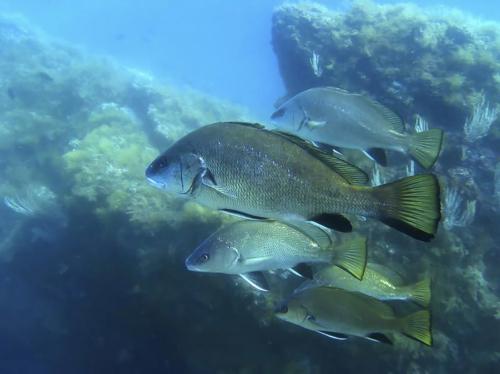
xmin=270 ymin=99 xmax=304 ymax=132
xmin=145 ymin=150 xmax=205 ymax=195
xmin=274 ymin=298 xmax=312 ymax=328
xmin=185 ymin=231 xmax=241 ymax=274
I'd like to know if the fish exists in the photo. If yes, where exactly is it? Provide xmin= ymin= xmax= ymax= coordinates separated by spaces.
xmin=145 ymin=122 xmax=441 ymax=241
xmin=275 ymin=286 xmax=432 ymax=346
xmin=185 ymin=219 xmax=367 ymax=291
xmin=299 ymin=263 xmax=431 ymax=308
xmin=270 ymin=87 xmax=444 ymax=168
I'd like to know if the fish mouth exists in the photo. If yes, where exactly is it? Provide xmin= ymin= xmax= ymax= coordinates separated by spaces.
xmin=185 ymin=258 xmax=201 ymax=272
xmin=146 ymin=177 xmax=165 ymax=189
xmin=271 ymin=107 xmax=285 ymax=120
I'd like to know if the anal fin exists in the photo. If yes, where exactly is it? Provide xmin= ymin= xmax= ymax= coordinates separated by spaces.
xmin=365 ymin=333 xmax=393 ymax=345
xmin=310 ymin=213 xmax=352 ymax=233
xmin=219 ymin=209 xmax=265 ymax=220
xmin=288 ymin=263 xmax=314 ymax=279
xmin=364 ymin=148 xmax=388 ymax=166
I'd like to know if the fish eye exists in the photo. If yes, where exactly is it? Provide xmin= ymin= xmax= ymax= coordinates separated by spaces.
xmin=154 ymin=157 xmax=168 ymax=169
xmin=199 ymin=253 xmax=209 ymax=263
xmin=271 ymin=107 xmax=286 ymax=119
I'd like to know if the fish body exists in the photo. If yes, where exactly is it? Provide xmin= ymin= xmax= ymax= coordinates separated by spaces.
xmin=146 ymin=122 xmax=441 ymax=241
xmin=271 ymin=87 xmax=443 ymax=168
xmin=186 ymin=220 xmax=331 ymax=273
xmin=302 ymin=263 xmax=431 ymax=307
xmin=276 ymin=286 xmax=432 ymax=346
xmin=186 ymin=219 xmax=367 ymax=281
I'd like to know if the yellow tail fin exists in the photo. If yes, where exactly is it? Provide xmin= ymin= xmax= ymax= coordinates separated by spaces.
xmin=400 ymin=310 xmax=432 ymax=347
xmin=409 ymin=277 xmax=432 ymax=308
xmin=409 ymin=129 xmax=444 ymax=169
xmin=332 ymin=236 xmax=367 ymax=280
xmin=374 ymin=174 xmax=441 ymax=241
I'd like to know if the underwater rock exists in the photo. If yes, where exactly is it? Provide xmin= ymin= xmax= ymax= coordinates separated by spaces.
xmin=272 ymin=1 xmax=500 ymax=131
xmin=272 ymin=2 xmax=500 ymax=371
xmin=0 ymin=13 xmax=246 ymax=233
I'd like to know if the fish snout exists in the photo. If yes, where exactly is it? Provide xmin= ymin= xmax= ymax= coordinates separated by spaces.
xmin=145 ymin=164 xmax=166 ymax=189
xmin=185 ymin=255 xmax=201 ymax=272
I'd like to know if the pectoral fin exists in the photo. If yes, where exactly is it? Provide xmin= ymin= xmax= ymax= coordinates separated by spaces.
xmin=239 ymin=272 xmax=269 ymax=292
xmin=202 ymin=169 xmax=236 ymax=198
xmin=184 ymin=170 xmax=204 ymax=195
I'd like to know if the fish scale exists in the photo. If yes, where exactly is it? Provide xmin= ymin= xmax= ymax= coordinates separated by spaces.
xmin=186 ymin=124 xmax=363 ymax=217
xmin=146 ymin=122 xmax=441 ymax=241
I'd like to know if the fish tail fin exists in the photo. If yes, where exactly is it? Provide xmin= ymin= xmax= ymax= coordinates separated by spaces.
xmin=400 ymin=310 xmax=432 ymax=347
xmin=331 ymin=236 xmax=367 ymax=280
xmin=373 ymin=174 xmax=441 ymax=241
xmin=408 ymin=129 xmax=444 ymax=169
xmin=408 ymin=276 xmax=432 ymax=308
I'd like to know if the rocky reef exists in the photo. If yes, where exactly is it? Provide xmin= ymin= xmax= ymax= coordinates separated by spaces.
xmin=272 ymin=1 xmax=499 ymax=372
xmin=272 ymin=1 xmax=500 ymax=129
xmin=0 ymin=13 xmax=261 ymax=374
xmin=0 ymin=2 xmax=499 ymax=373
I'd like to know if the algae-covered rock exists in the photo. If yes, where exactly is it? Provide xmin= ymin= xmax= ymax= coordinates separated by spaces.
xmin=62 ymin=103 xmax=222 ymax=230
xmin=272 ymin=2 xmax=500 ymax=372
xmin=0 ymin=13 xmax=247 ymax=232
xmin=272 ymin=1 xmax=500 ymax=129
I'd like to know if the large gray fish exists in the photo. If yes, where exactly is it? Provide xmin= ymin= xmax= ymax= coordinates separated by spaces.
xmin=185 ymin=219 xmax=367 ymax=291
xmin=271 ymin=87 xmax=443 ymax=168
xmin=299 ymin=263 xmax=431 ymax=308
xmin=275 ymin=286 xmax=432 ymax=346
xmin=145 ymin=122 xmax=441 ymax=241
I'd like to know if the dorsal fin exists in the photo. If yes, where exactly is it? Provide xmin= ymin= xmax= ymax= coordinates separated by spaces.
xmin=284 ymin=221 xmax=333 ymax=248
xmin=356 ymin=96 xmax=404 ymax=132
xmin=272 ymin=130 xmax=369 ymax=185
xmin=222 ymin=121 xmax=266 ymax=130
xmin=273 ymin=93 xmax=293 ymax=108
xmin=353 ymin=292 xmax=395 ymax=318
xmin=323 ymin=87 xmax=404 ymax=132
xmin=367 ymin=263 xmax=404 ymax=286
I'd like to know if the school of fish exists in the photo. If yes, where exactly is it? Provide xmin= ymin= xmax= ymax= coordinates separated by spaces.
xmin=145 ymin=86 xmax=442 ymax=347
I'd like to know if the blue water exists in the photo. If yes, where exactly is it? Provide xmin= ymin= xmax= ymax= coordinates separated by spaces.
xmin=0 ymin=1 xmax=499 ymax=373
xmin=2 ymin=0 xmax=497 ymax=118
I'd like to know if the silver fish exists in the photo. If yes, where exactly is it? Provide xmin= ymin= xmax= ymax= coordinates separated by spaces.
xmin=185 ymin=219 xmax=367 ymax=291
xmin=271 ymin=87 xmax=443 ymax=168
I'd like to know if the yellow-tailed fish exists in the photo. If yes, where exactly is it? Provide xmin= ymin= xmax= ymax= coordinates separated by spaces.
xmin=146 ymin=122 xmax=441 ymax=241
xmin=271 ymin=87 xmax=443 ymax=168
xmin=275 ymin=286 xmax=432 ymax=346
xmin=185 ymin=219 xmax=367 ymax=291
xmin=301 ymin=263 xmax=431 ymax=308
